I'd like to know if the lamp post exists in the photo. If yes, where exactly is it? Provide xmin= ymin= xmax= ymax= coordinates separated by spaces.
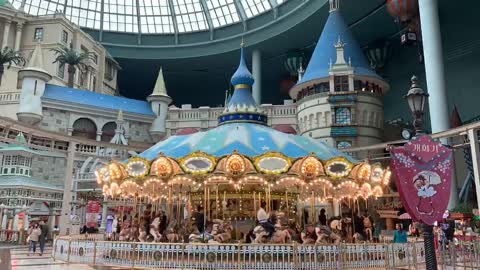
xmin=404 ymin=75 xmax=429 ymax=135
xmin=404 ymin=75 xmax=437 ymax=270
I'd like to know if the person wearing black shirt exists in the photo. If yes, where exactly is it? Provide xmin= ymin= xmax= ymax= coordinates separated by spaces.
xmin=193 ymin=206 xmax=205 ymax=233
xmin=319 ymin=209 xmax=327 ymax=226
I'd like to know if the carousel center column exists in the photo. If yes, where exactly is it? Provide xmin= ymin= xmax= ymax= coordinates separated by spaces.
xmin=59 ymin=141 xmax=76 ymax=235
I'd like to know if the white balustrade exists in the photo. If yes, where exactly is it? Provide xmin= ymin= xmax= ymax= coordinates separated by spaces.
xmin=0 ymin=92 xmax=21 ymax=104
xmin=50 ymin=237 xmax=452 ymax=269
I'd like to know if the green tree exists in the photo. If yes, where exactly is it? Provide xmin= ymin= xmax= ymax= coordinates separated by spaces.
xmin=51 ymin=45 xmax=96 ymax=88
xmin=0 ymin=47 xmax=25 ymax=86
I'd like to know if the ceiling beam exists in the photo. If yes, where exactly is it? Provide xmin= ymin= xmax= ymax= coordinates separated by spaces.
xmin=167 ymin=0 xmax=179 ymax=44
xmin=233 ymin=0 xmax=248 ymax=32
xmin=268 ymin=0 xmax=278 ymax=19
xmin=135 ymin=0 xmax=142 ymax=45
xmin=200 ymin=0 xmax=215 ymax=40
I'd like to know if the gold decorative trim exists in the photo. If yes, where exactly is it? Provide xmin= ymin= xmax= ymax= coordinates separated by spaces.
xmin=234 ymin=84 xmax=251 ymax=90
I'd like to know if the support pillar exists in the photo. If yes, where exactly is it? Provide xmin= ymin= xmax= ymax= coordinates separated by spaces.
xmin=96 ymin=132 xmax=102 ymax=141
xmin=0 ymin=209 xmax=6 ymax=230
xmin=468 ymin=129 xmax=480 ymax=211
xmin=252 ymin=49 xmax=262 ymax=105
xmin=14 ymin=23 xmax=23 ymax=51
xmin=100 ymin=201 xmax=108 ymax=231
xmin=2 ymin=20 xmax=11 ymax=49
xmin=59 ymin=141 xmax=75 ymax=235
xmin=332 ymin=199 xmax=340 ymax=217
xmin=419 ymin=0 xmax=458 ymax=208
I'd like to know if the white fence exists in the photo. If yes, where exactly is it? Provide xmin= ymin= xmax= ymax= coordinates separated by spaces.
xmin=52 ymin=237 xmax=440 ymax=269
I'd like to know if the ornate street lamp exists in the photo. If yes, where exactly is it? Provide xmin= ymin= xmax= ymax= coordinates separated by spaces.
xmin=404 ymin=75 xmax=429 ymax=134
xmin=404 ymin=75 xmax=437 ymax=270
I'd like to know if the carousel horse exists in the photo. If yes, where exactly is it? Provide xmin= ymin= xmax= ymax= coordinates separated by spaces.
xmin=149 ymin=217 xmax=163 ymax=242
xmin=164 ymin=219 xmax=184 ymax=243
xmin=363 ymin=215 xmax=374 ymax=241
xmin=253 ymin=214 xmax=291 ymax=244
xmin=119 ymin=221 xmax=133 ymax=241
xmin=301 ymin=225 xmax=318 ymax=244
xmin=211 ymin=219 xmax=233 ymax=243
xmin=315 ymin=226 xmax=341 ymax=244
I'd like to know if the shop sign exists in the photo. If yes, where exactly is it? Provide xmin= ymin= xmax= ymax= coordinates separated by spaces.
xmin=390 ymin=135 xmax=453 ymax=225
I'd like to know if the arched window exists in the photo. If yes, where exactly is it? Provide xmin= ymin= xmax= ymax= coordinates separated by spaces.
xmin=101 ymin=122 xmax=117 ymax=142
xmin=335 ymin=108 xmax=351 ymax=125
xmin=72 ymin=118 xmax=97 ymax=140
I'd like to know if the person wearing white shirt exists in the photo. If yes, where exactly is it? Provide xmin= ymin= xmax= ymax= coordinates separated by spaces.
xmin=257 ymin=201 xmax=275 ymax=238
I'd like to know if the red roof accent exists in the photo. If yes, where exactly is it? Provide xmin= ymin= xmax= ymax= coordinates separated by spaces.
xmin=273 ymin=125 xmax=297 ymax=134
xmin=451 ymin=105 xmax=462 ymax=128
xmin=176 ymin=127 xmax=199 ymax=135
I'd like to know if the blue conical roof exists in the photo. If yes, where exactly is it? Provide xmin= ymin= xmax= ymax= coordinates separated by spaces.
xmin=296 ymin=9 xmax=380 ymax=87
xmin=230 ymin=47 xmax=255 ymax=87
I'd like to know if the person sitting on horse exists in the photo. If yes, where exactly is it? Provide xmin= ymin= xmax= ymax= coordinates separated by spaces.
xmin=257 ymin=201 xmax=275 ymax=238
xmin=158 ymin=210 xmax=168 ymax=234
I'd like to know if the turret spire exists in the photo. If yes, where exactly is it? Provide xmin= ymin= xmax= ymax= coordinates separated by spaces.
xmin=218 ymin=46 xmax=267 ymax=126
xmin=27 ymin=43 xmax=47 ymax=71
xmin=151 ymin=67 xmax=169 ymax=97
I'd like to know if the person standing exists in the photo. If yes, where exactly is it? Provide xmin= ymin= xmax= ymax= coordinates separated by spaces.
xmin=28 ymin=223 xmax=41 ymax=256
xmin=393 ymin=223 xmax=408 ymax=243
xmin=193 ymin=206 xmax=205 ymax=233
xmin=39 ymin=221 xmax=48 ymax=256
xmin=318 ymin=209 xmax=327 ymax=226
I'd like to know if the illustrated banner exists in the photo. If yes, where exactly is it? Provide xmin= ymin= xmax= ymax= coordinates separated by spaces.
xmin=86 ymin=201 xmax=101 ymax=228
xmin=390 ymin=135 xmax=453 ymax=225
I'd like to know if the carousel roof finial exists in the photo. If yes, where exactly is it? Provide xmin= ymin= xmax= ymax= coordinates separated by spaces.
xmin=218 ymin=43 xmax=267 ymax=125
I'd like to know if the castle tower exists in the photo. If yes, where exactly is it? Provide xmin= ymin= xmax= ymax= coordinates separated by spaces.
xmin=289 ymin=0 xmax=389 ymax=154
xmin=147 ymin=67 xmax=172 ymax=141
xmin=17 ymin=43 xmax=52 ymax=125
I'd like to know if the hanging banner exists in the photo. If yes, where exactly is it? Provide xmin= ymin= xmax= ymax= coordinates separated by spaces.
xmin=390 ymin=135 xmax=453 ymax=225
xmin=86 ymin=201 xmax=101 ymax=228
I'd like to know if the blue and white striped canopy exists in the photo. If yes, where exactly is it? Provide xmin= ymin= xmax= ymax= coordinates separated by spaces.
xmin=139 ymin=123 xmax=356 ymax=162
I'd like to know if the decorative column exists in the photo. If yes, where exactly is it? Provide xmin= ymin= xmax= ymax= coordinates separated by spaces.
xmin=2 ymin=20 xmax=11 ymax=49
xmin=59 ymin=141 xmax=75 ymax=235
xmin=468 ymin=129 xmax=480 ymax=211
xmin=100 ymin=201 xmax=108 ymax=231
xmin=96 ymin=131 xmax=102 ymax=141
xmin=419 ymin=0 xmax=458 ymax=208
xmin=252 ymin=49 xmax=262 ymax=105
xmin=14 ymin=22 xmax=23 ymax=51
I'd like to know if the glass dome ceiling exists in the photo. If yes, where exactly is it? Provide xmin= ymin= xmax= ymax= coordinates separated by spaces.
xmin=11 ymin=0 xmax=288 ymax=34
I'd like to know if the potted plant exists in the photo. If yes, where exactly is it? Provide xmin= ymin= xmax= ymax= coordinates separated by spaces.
xmin=449 ymin=203 xmax=474 ymax=220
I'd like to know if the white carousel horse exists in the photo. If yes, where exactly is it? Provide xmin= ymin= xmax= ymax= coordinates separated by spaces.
xmin=149 ymin=217 xmax=163 ymax=242
xmin=138 ymin=224 xmax=147 ymax=242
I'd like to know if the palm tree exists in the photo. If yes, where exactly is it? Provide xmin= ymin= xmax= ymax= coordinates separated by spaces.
xmin=0 ymin=47 xmax=25 ymax=86
xmin=51 ymin=45 xmax=96 ymax=88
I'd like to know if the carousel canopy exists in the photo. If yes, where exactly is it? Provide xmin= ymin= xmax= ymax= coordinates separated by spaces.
xmin=139 ymin=122 xmax=355 ymax=162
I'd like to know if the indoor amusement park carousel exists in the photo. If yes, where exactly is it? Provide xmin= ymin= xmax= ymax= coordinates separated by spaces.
xmin=53 ymin=47 xmax=397 ymax=269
